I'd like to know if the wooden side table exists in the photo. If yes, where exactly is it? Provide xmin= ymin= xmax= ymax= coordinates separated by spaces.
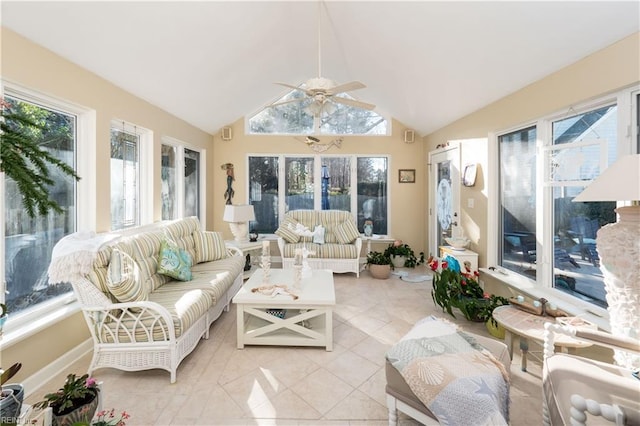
xmin=439 ymin=246 xmax=478 ymax=271
xmin=493 ymin=305 xmax=592 ymax=372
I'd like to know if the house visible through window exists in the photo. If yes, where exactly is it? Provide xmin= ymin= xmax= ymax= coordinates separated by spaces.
xmin=497 ymin=97 xmax=630 ymax=309
xmin=2 ymin=94 xmax=77 ymax=314
xmin=249 ymin=155 xmax=388 ymax=234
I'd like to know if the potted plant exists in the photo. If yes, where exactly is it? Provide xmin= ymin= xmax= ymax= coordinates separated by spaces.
xmin=430 ymin=255 xmax=508 ymax=328
xmin=33 ymin=373 xmax=100 ymax=426
xmin=1 ymin=362 xmax=23 ymax=426
xmin=384 ymin=240 xmax=424 ymax=268
xmin=366 ymin=251 xmax=393 ymax=279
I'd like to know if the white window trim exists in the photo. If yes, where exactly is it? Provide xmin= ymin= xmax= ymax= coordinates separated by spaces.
xmin=110 ymin=119 xmax=153 ymax=228
xmin=0 ymin=80 xmax=96 ymax=347
xmin=487 ymin=85 xmax=639 ymax=327
xmin=161 ymin=136 xmax=206 ymax=227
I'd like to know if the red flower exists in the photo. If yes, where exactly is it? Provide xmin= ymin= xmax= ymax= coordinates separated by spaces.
xmin=429 ymin=259 xmax=438 ymax=271
xmin=442 ymin=260 xmax=448 ymax=269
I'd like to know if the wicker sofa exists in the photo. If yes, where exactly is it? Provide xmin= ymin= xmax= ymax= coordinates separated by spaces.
xmin=276 ymin=210 xmax=362 ymax=277
xmin=65 ymin=217 xmax=244 ymax=383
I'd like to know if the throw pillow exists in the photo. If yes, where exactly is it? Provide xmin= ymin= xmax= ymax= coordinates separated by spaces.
xmin=157 ymin=238 xmax=193 ymax=281
xmin=334 ymin=220 xmax=360 ymax=244
xmin=193 ymin=230 xmax=227 ymax=263
xmin=275 ymin=216 xmax=301 ymax=243
xmin=313 ymin=224 xmax=325 ymax=244
xmin=107 ymin=249 xmax=148 ymax=303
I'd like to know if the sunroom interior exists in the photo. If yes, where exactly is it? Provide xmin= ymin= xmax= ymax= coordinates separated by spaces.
xmin=1 ymin=1 xmax=639 ymax=423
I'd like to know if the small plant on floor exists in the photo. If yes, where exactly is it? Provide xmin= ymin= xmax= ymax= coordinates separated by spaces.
xmin=366 ymin=251 xmax=394 ymax=268
xmin=33 ymin=373 xmax=100 ymax=416
xmin=384 ymin=240 xmax=424 ymax=268
xmin=75 ymin=408 xmax=130 ymax=426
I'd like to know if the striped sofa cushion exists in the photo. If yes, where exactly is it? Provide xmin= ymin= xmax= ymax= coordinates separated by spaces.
xmin=275 ymin=216 xmax=301 ymax=243
xmin=107 ymin=249 xmax=149 ymax=302
xmin=334 ymin=219 xmax=360 ymax=244
xmin=193 ymin=231 xmax=227 ymax=263
xmin=287 ymin=210 xmax=359 ymax=244
xmin=190 ymin=256 xmax=245 ymax=302
xmin=165 ymin=216 xmax=200 ymax=262
xmin=317 ymin=243 xmax=359 ymax=259
xmin=128 ymin=231 xmax=171 ymax=291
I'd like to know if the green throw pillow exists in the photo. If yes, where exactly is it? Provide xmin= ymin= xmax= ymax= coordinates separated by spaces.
xmin=157 ymin=238 xmax=193 ymax=281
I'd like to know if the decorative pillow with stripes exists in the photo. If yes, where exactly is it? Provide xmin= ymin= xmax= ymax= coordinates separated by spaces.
xmin=334 ymin=220 xmax=360 ymax=244
xmin=157 ymin=238 xmax=193 ymax=281
xmin=193 ymin=230 xmax=227 ymax=263
xmin=107 ymin=249 xmax=148 ymax=302
xmin=275 ymin=216 xmax=301 ymax=243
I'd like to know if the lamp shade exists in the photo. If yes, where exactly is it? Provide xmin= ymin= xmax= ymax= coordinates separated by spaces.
xmin=223 ymin=204 xmax=255 ymax=222
xmin=573 ymin=154 xmax=640 ymax=202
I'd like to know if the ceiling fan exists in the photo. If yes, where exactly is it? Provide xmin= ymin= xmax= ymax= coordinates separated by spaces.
xmin=271 ymin=1 xmax=375 ymax=115
xmin=295 ymin=135 xmax=343 ymax=152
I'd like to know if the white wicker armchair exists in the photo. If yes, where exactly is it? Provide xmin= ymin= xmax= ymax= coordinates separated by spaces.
xmin=542 ymin=322 xmax=640 ymax=426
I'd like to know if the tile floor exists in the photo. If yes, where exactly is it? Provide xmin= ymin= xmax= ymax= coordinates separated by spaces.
xmin=27 ymin=266 xmax=545 ymax=425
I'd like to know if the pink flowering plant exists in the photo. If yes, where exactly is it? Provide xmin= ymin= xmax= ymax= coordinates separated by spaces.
xmin=85 ymin=408 xmax=130 ymax=426
xmin=33 ymin=373 xmax=100 ymax=416
xmin=430 ymin=255 xmax=508 ymax=323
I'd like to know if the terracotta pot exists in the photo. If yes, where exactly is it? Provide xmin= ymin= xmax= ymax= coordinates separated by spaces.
xmin=369 ymin=264 xmax=391 ymax=279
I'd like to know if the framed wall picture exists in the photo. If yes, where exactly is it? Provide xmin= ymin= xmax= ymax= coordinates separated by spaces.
xmin=398 ymin=169 xmax=416 ymax=183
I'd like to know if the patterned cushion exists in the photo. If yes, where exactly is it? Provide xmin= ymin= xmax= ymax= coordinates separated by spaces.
xmin=334 ymin=220 xmax=360 ymax=244
xmin=275 ymin=216 xmax=301 ymax=243
xmin=107 ymin=249 xmax=148 ymax=303
xmin=313 ymin=225 xmax=325 ymax=244
xmin=157 ymin=238 xmax=193 ymax=281
xmin=129 ymin=232 xmax=171 ymax=291
xmin=193 ymin=231 xmax=227 ymax=263
xmin=165 ymin=216 xmax=201 ymax=263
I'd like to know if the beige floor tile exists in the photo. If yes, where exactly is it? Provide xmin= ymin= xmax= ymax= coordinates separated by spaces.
xmin=333 ymin=322 xmax=369 ymax=349
xmin=325 ymin=351 xmax=380 ymax=388
xmin=221 ymin=367 xmax=285 ymax=414
xmin=323 ymin=389 xmax=388 ymax=420
xmin=356 ymin=368 xmax=388 ymax=407
xmin=289 ymin=368 xmax=354 ymax=415
xmin=350 ymin=336 xmax=392 ymax=367
xmin=249 ymin=388 xmax=322 ymax=420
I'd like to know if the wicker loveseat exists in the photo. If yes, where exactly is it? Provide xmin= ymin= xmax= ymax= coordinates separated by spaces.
xmin=59 ymin=217 xmax=244 ymax=383
xmin=276 ymin=210 xmax=362 ymax=277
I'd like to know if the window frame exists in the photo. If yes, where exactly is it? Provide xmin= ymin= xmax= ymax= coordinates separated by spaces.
xmin=160 ymin=136 xmax=205 ymax=223
xmin=487 ymin=85 xmax=639 ymax=324
xmin=0 ymin=81 xmax=96 ymax=344
xmin=109 ymin=119 xmax=153 ymax=230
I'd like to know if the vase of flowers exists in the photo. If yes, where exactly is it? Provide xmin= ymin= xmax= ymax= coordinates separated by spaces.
xmin=34 ymin=373 xmax=100 ymax=426
xmin=384 ymin=240 xmax=424 ymax=268
xmin=430 ymin=255 xmax=509 ymax=324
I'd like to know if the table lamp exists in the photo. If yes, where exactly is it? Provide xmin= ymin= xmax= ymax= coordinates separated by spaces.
xmin=223 ymin=204 xmax=255 ymax=243
xmin=572 ymin=153 xmax=640 ymax=369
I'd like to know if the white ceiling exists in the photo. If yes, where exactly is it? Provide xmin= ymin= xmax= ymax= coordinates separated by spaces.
xmin=2 ymin=1 xmax=639 ymax=137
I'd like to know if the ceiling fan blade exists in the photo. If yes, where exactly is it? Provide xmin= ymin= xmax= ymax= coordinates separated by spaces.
xmin=275 ymin=82 xmax=305 ymax=91
xmin=269 ymin=98 xmax=304 ymax=108
xmin=331 ymin=96 xmax=376 ymax=110
xmin=327 ymin=81 xmax=366 ymax=95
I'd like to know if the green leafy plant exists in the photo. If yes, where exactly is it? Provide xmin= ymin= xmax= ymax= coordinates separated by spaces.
xmin=384 ymin=240 xmax=424 ymax=268
xmin=33 ymin=373 xmax=99 ymax=416
xmin=0 ymin=363 xmax=21 ymax=386
xmin=0 ymin=99 xmax=80 ymax=218
xmin=430 ymin=256 xmax=508 ymax=323
xmin=366 ymin=250 xmax=394 ymax=269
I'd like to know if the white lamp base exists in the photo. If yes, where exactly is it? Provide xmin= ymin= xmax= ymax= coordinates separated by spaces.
xmin=598 ymin=205 xmax=640 ymax=369
xmin=229 ymin=222 xmax=249 ymax=243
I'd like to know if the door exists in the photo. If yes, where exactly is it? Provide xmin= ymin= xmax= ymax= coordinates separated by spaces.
xmin=428 ymin=146 xmax=461 ymax=257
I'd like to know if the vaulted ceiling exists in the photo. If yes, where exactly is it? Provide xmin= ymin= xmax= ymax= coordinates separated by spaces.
xmin=2 ymin=1 xmax=639 ymax=137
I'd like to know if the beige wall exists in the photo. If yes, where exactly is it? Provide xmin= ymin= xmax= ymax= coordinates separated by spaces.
xmin=423 ymin=32 xmax=640 ymax=271
xmin=1 ymin=28 xmax=213 ymax=380
xmin=209 ymin=118 xmax=427 ymax=254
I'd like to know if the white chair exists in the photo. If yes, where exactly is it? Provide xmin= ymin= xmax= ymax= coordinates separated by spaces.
xmin=542 ymin=323 xmax=640 ymax=426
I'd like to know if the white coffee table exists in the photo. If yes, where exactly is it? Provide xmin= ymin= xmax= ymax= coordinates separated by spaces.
xmin=232 ymin=268 xmax=335 ymax=351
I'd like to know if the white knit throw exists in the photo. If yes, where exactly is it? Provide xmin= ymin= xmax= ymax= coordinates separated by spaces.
xmin=48 ymin=231 xmax=120 ymax=284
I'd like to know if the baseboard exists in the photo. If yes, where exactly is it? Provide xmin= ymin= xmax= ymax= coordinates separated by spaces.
xmin=22 ymin=338 xmax=93 ymax=398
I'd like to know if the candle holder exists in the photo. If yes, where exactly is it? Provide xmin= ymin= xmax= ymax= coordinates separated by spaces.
xmin=261 ymin=255 xmax=271 ymax=284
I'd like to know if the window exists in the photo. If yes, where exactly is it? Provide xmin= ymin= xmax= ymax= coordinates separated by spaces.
xmin=110 ymin=124 xmax=140 ymax=230
xmin=161 ymin=140 xmax=202 ymax=221
xmin=248 ymin=155 xmax=388 ymax=234
xmin=2 ymin=93 xmax=78 ymax=315
xmin=495 ymin=89 xmax=637 ymax=309
xmin=248 ymin=90 xmax=388 ymax=135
